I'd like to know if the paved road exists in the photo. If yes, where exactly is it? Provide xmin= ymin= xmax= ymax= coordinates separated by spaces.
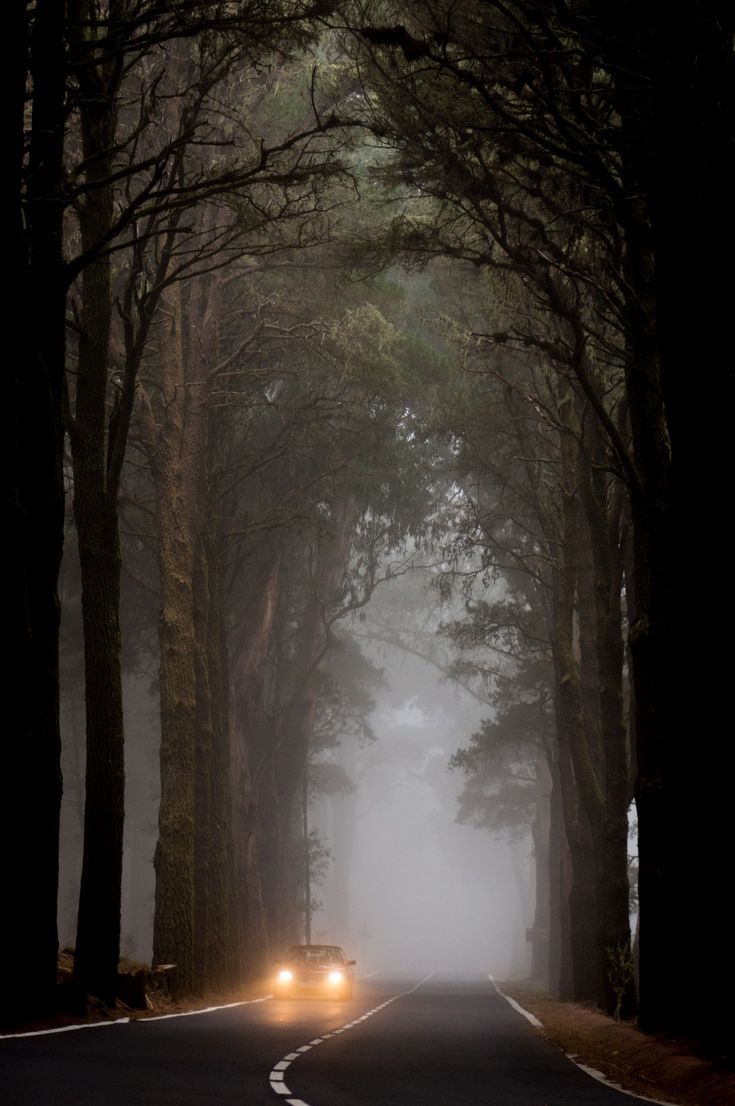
xmin=1 ymin=972 xmax=658 ymax=1106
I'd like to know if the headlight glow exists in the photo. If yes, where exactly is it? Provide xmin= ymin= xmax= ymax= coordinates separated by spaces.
xmin=328 ymin=970 xmax=344 ymax=985
xmin=278 ymin=969 xmax=293 ymax=983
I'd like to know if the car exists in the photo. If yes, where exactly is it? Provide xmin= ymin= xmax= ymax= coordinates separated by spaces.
xmin=273 ymin=943 xmax=356 ymax=1001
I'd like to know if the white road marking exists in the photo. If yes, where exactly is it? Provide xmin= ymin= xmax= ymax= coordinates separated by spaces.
xmin=0 ymin=993 xmax=273 ymax=1040
xmin=487 ymin=974 xmax=542 ymax=1028
xmin=0 ymin=1018 xmax=131 ymax=1039
xmin=269 ymin=973 xmax=433 ymax=1105
xmin=566 ymin=1058 xmax=679 ymax=1106
xmin=488 ymin=973 xmax=678 ymax=1106
xmin=141 ymin=995 xmax=272 ymax=1023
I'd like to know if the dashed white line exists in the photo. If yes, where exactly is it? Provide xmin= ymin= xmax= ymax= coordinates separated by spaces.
xmin=268 ymin=973 xmax=433 ymax=1106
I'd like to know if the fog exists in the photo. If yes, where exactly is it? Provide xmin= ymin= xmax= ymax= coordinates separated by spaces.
xmin=310 ymin=617 xmax=531 ymax=980
xmin=57 ymin=577 xmax=532 ymax=983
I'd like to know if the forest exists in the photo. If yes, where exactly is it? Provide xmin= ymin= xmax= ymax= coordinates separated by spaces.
xmin=4 ymin=0 xmax=733 ymax=1060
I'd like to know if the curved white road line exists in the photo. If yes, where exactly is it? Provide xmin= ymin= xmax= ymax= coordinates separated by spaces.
xmin=488 ymin=975 xmax=542 ymax=1028
xmin=268 ymin=972 xmax=434 ymax=1104
xmin=0 ymin=994 xmax=272 ymax=1039
xmin=140 ymin=995 xmax=272 ymax=1023
xmin=0 ymin=1019 xmax=131 ymax=1040
xmin=487 ymin=973 xmax=678 ymax=1106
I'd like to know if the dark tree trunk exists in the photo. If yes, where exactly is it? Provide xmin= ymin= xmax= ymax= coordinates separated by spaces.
xmin=150 ymin=460 xmax=197 ymax=992
xmin=650 ymin=9 xmax=735 ymax=1048
xmin=69 ymin=24 xmax=127 ymax=1001
xmin=597 ymin=2 xmax=735 ymax=1044
xmin=578 ymin=417 xmax=636 ymax=1019
xmin=148 ymin=282 xmax=203 ymax=994
xmin=2 ymin=0 xmax=65 ymax=1027
xmin=72 ymin=499 xmax=124 ymax=1003
xmin=149 ymin=267 xmax=224 ymax=994
xmin=546 ymin=748 xmax=571 ymax=1000
xmin=529 ymin=758 xmax=551 ymax=989
xmin=70 ymin=254 xmax=126 ymax=1003
xmin=204 ymin=533 xmax=234 ymax=989
xmin=193 ymin=536 xmax=215 ymax=994
xmin=231 ymin=544 xmax=281 ymax=976
xmin=192 ymin=527 xmax=232 ymax=992
xmin=276 ymin=499 xmax=359 ymax=941
xmin=549 ymin=420 xmax=604 ymax=1005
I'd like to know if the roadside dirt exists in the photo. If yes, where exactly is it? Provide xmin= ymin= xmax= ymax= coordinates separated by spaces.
xmin=501 ymin=984 xmax=735 ymax=1106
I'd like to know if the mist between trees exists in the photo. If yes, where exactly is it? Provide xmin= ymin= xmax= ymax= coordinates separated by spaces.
xmin=4 ymin=0 xmax=733 ymax=1057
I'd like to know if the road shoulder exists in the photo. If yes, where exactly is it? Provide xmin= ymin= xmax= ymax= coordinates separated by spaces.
xmin=500 ymin=985 xmax=735 ymax=1106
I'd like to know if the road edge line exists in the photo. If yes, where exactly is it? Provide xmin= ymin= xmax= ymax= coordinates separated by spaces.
xmin=487 ymin=973 xmax=677 ymax=1106
xmin=0 ymin=994 xmax=272 ymax=1039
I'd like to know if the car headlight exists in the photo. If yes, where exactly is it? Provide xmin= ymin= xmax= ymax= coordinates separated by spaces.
xmin=328 ymin=971 xmax=344 ymax=985
xmin=278 ymin=969 xmax=293 ymax=983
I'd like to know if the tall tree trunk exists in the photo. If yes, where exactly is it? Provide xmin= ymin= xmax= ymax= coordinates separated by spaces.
xmin=274 ymin=498 xmax=359 ymax=942
xmin=547 ymin=395 xmax=634 ymax=1016
xmin=72 ymin=490 xmax=125 ymax=1004
xmin=578 ymin=417 xmax=635 ymax=1018
xmin=68 ymin=14 xmax=127 ymax=1000
xmin=231 ymin=543 xmax=281 ymax=976
xmin=549 ymin=411 xmax=606 ymax=1006
xmin=147 ymin=280 xmax=208 ymax=994
xmin=189 ymin=279 xmax=233 ymax=993
xmin=148 ymin=255 xmax=226 ymax=994
xmin=192 ymin=524 xmax=233 ymax=992
xmin=3 ymin=0 xmax=65 ymax=1027
xmin=203 ymin=531 xmax=234 ymax=989
xmin=650 ymin=7 xmax=735 ymax=1046
xmin=546 ymin=747 xmax=571 ymax=1000
xmin=529 ymin=757 xmax=551 ymax=989
xmin=193 ymin=535 xmax=215 ymax=993
xmin=597 ymin=2 xmax=735 ymax=1042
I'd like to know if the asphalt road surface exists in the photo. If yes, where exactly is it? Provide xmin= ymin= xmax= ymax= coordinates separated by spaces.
xmin=1 ymin=972 xmax=660 ymax=1106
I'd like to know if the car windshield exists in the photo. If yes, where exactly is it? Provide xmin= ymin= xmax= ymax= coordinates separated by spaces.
xmin=288 ymin=945 xmax=343 ymax=964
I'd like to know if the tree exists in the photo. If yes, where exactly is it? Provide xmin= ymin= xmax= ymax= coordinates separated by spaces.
xmin=344 ymin=0 xmax=735 ymax=1040
xmin=3 ymin=0 xmax=66 ymax=1027
xmin=63 ymin=3 xmax=351 ymax=1001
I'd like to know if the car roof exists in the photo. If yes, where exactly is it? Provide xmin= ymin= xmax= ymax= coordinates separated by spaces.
xmin=288 ymin=944 xmax=344 ymax=954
